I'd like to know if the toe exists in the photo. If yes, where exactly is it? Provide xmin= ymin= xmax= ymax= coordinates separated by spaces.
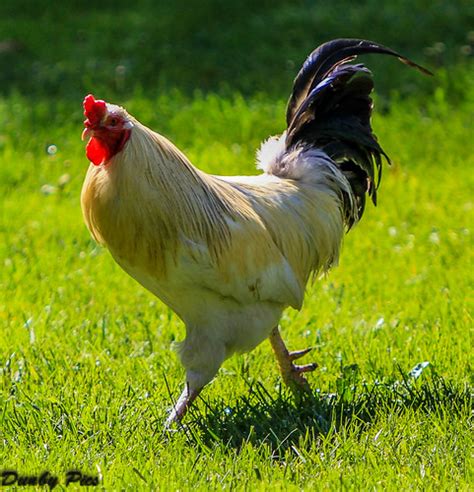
xmin=293 ymin=362 xmax=318 ymax=373
xmin=288 ymin=347 xmax=313 ymax=361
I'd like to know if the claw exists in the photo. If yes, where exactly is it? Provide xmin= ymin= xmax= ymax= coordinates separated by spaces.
xmin=284 ymin=362 xmax=318 ymax=393
xmin=293 ymin=362 xmax=318 ymax=373
xmin=288 ymin=347 xmax=313 ymax=361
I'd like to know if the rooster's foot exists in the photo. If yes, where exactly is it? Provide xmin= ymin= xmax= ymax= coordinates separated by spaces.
xmin=165 ymin=384 xmax=201 ymax=428
xmin=269 ymin=326 xmax=317 ymax=395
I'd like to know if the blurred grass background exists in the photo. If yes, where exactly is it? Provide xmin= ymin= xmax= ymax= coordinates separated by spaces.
xmin=1 ymin=0 xmax=473 ymax=100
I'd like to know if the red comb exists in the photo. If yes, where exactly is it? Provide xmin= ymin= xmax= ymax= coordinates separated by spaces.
xmin=83 ymin=94 xmax=106 ymax=126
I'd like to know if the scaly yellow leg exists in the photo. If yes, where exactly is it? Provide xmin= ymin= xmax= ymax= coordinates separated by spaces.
xmin=269 ymin=326 xmax=317 ymax=393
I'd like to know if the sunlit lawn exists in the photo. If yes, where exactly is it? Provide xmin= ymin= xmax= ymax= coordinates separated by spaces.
xmin=1 ymin=0 xmax=473 ymax=488
xmin=1 ymin=87 xmax=472 ymax=488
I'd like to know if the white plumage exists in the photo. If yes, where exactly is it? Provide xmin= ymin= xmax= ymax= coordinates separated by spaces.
xmin=80 ymin=39 xmax=429 ymax=424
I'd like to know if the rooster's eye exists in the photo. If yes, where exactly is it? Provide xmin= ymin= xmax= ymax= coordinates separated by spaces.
xmin=109 ymin=117 xmax=118 ymax=127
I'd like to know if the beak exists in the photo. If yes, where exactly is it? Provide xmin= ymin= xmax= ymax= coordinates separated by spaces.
xmin=82 ymin=127 xmax=92 ymax=141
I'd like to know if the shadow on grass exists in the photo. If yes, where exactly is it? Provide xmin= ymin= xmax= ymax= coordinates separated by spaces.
xmin=182 ymin=367 xmax=471 ymax=453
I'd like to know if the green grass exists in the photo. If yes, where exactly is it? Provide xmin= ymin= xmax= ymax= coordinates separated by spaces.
xmin=1 ymin=1 xmax=473 ymax=489
xmin=1 ymin=90 xmax=473 ymax=489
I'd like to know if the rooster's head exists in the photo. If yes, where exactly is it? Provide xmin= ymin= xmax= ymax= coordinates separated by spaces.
xmin=82 ymin=94 xmax=133 ymax=166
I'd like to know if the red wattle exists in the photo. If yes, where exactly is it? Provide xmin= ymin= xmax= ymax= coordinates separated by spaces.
xmin=86 ymin=136 xmax=110 ymax=166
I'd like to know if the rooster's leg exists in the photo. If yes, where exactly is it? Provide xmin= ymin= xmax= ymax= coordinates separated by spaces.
xmin=165 ymin=383 xmax=201 ymax=427
xmin=269 ymin=326 xmax=317 ymax=393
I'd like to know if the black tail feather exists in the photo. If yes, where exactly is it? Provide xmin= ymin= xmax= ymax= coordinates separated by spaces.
xmin=285 ymin=38 xmax=431 ymax=226
xmin=286 ymin=38 xmax=432 ymax=128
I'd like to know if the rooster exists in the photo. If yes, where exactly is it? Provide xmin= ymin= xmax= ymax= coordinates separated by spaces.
xmin=81 ymin=39 xmax=430 ymax=425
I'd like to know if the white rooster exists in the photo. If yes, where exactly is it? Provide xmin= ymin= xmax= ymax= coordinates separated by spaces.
xmin=80 ymin=39 xmax=430 ymax=424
